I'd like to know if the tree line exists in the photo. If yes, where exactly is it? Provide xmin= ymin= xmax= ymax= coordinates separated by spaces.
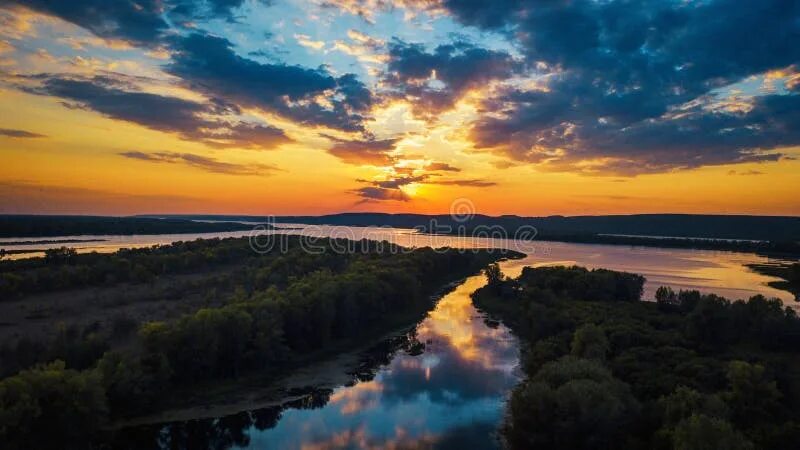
xmin=0 ymin=238 xmax=270 ymax=298
xmin=473 ymin=264 xmax=800 ymax=450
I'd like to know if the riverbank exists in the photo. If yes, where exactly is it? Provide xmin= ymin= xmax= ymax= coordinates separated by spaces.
xmin=112 ymin=301 xmax=433 ymax=428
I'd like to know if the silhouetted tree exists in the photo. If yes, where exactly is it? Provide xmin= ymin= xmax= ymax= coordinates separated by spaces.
xmin=485 ymin=263 xmax=504 ymax=289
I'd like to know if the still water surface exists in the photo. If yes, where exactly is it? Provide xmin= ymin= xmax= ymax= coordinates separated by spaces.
xmin=3 ymin=223 xmax=793 ymax=301
xmin=4 ymin=224 xmax=797 ymax=449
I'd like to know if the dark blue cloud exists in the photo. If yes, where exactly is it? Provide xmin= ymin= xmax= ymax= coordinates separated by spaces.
xmin=2 ymin=0 xmax=167 ymax=46
xmin=436 ymin=0 xmax=522 ymax=29
xmin=384 ymin=39 xmax=518 ymax=114
xmin=32 ymin=74 xmax=291 ymax=149
xmin=167 ymin=33 xmax=373 ymax=131
xmin=2 ymin=0 xmax=267 ymax=46
xmin=435 ymin=0 xmax=800 ymax=173
xmin=472 ymin=90 xmax=800 ymax=174
xmin=170 ymin=0 xmax=268 ymax=22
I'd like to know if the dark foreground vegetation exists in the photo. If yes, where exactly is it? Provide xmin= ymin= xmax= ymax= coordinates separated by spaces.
xmin=0 ymin=236 xmax=513 ymax=449
xmin=0 ymin=215 xmax=264 ymax=238
xmin=473 ymin=265 xmax=800 ymax=450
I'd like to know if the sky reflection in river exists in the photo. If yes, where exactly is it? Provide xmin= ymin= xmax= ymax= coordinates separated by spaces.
xmin=236 ymin=273 xmax=520 ymax=449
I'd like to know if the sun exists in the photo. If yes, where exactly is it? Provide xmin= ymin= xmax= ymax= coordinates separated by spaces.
xmin=400 ymin=183 xmax=421 ymax=197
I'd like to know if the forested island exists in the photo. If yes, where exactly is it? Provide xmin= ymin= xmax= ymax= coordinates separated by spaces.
xmin=473 ymin=265 xmax=800 ymax=449
xmin=0 ymin=236 xmax=515 ymax=449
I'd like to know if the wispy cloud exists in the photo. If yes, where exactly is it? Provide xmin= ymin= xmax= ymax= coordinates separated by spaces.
xmin=0 ymin=128 xmax=46 ymax=138
xmin=371 ymin=174 xmax=427 ymax=189
xmin=294 ymin=34 xmax=326 ymax=51
xmin=351 ymin=186 xmax=410 ymax=203
xmin=118 ymin=151 xmax=281 ymax=176
xmin=29 ymin=74 xmax=292 ymax=150
xmin=426 ymin=162 xmax=460 ymax=172
xmin=325 ymin=135 xmax=399 ymax=165
xmin=428 ymin=179 xmax=496 ymax=187
xmin=352 ymin=169 xmax=497 ymax=202
xmin=728 ymin=169 xmax=765 ymax=176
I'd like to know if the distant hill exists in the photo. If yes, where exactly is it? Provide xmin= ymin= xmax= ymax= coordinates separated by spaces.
xmin=141 ymin=213 xmax=800 ymax=242
xmin=0 ymin=215 xmax=263 ymax=238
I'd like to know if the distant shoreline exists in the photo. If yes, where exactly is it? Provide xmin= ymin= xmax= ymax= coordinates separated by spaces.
xmin=2 ymin=214 xmax=799 ymax=259
xmin=0 ymin=215 xmax=271 ymax=238
xmin=0 ymin=238 xmax=107 ymax=246
xmin=142 ymin=212 xmax=800 ymax=242
xmin=446 ymin=229 xmax=800 ymax=257
xmin=3 ymin=213 xmax=799 ymax=242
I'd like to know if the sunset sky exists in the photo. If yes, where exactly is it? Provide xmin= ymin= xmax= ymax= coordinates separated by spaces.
xmin=0 ymin=0 xmax=798 ymax=216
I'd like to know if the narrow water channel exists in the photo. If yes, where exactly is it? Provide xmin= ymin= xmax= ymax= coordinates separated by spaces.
xmin=119 ymin=269 xmax=521 ymax=449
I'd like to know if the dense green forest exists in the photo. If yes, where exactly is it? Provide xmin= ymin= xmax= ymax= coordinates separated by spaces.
xmin=0 ymin=236 xmax=513 ymax=449
xmin=0 ymin=215 xmax=264 ymax=237
xmin=473 ymin=265 xmax=800 ymax=450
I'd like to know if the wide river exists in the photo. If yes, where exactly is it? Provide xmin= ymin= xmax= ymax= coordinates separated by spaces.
xmin=3 ymin=223 xmax=794 ymax=301
xmin=3 ymin=224 xmax=797 ymax=449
